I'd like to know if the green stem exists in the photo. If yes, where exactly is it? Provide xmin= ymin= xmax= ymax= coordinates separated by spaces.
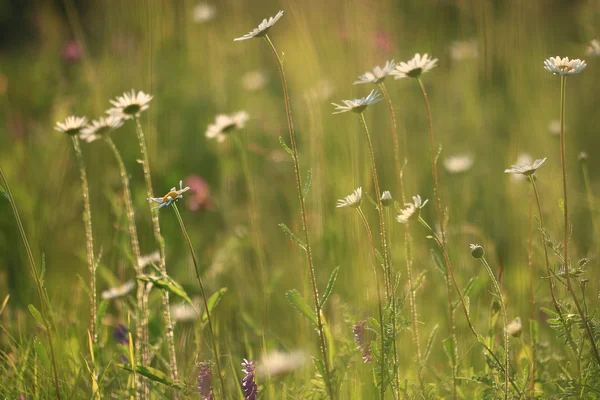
xmin=172 ymin=203 xmax=225 ymax=398
xmin=0 ymin=167 xmax=61 ymax=400
xmin=581 ymin=160 xmax=599 ymax=266
xmin=263 ymin=34 xmax=334 ymax=400
xmin=527 ymin=191 xmax=536 ymax=400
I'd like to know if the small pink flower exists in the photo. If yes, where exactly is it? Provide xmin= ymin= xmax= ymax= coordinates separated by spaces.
xmin=62 ymin=41 xmax=83 ymax=62
xmin=374 ymin=31 xmax=394 ymax=53
xmin=184 ymin=175 xmax=214 ymax=212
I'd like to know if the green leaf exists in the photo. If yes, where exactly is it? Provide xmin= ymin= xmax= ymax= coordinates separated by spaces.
xmin=430 ymin=250 xmax=446 ymax=276
xmin=28 ymin=304 xmax=46 ymax=331
xmin=320 ymin=266 xmax=340 ymax=308
xmin=410 ymin=270 xmax=427 ymax=293
xmin=138 ymin=274 xmax=193 ymax=305
xmin=302 ymin=169 xmax=312 ymax=199
xmin=286 ymin=289 xmax=317 ymax=326
xmin=34 ymin=336 xmax=51 ymax=371
xmin=477 ymin=334 xmax=487 ymax=347
xmin=424 ymin=324 xmax=439 ymax=364
xmin=117 ymin=364 xmax=186 ymax=391
xmin=443 ymin=336 xmax=457 ymax=367
xmin=463 ymin=277 xmax=477 ymax=297
xmin=540 ymin=307 xmax=559 ymax=318
xmin=202 ymin=288 xmax=227 ymax=323
xmin=278 ymin=223 xmax=307 ymax=251
xmin=279 ymin=137 xmax=295 ymax=159
xmin=40 ymin=254 xmax=46 ymax=283
xmin=374 ymin=249 xmax=384 ymax=265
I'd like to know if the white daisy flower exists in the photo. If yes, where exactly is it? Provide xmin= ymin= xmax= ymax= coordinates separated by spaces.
xmin=192 ymin=2 xmax=216 ymax=24
xmin=443 ymin=154 xmax=474 ymax=174
xmin=337 ymin=187 xmax=362 ymax=208
xmin=504 ymin=157 xmax=547 ymax=176
xmin=55 ymin=116 xmax=88 ymax=136
xmin=205 ymin=111 xmax=249 ymax=142
xmin=80 ymin=115 xmax=124 ymax=143
xmin=449 ymin=39 xmax=478 ymax=61
xmin=396 ymin=195 xmax=428 ymax=224
xmin=543 ymin=56 xmax=586 ymax=76
xmin=506 ymin=317 xmax=523 ymax=338
xmin=586 ymin=39 xmax=600 ymax=56
xmin=242 ymin=70 xmax=268 ymax=91
xmin=509 ymin=153 xmax=532 ymax=182
xmin=138 ymin=251 xmax=160 ymax=269
xmin=107 ymin=89 xmax=153 ymax=119
xmin=391 ymin=53 xmax=438 ymax=79
xmin=354 ymin=60 xmax=396 ymax=85
xmin=381 ymin=191 xmax=393 ymax=206
xmin=147 ymin=180 xmax=190 ymax=210
xmin=234 ymin=10 xmax=284 ymax=41
xmin=256 ymin=350 xmax=307 ymax=378
xmin=331 ymin=89 xmax=381 ymax=114
xmin=101 ymin=280 xmax=135 ymax=300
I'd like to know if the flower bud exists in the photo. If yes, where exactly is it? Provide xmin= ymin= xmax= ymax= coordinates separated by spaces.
xmin=381 ymin=191 xmax=393 ymax=207
xmin=469 ymin=244 xmax=484 ymax=259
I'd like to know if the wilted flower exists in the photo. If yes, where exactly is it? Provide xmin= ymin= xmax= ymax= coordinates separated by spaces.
xmin=504 ymin=157 xmax=547 ymax=176
xmin=449 ymin=39 xmax=478 ymax=61
xmin=256 ymin=350 xmax=307 ymax=377
xmin=113 ymin=324 xmax=129 ymax=345
xmin=241 ymin=359 xmax=258 ymax=400
xmin=80 ymin=115 xmax=124 ymax=142
xmin=147 ymin=180 xmax=190 ymax=210
xmin=353 ymin=321 xmax=372 ymax=363
xmin=443 ymin=154 xmax=474 ymax=174
xmin=391 ymin=53 xmax=438 ymax=79
xmin=184 ymin=175 xmax=215 ymax=211
xmin=332 ymin=89 xmax=381 ymax=114
xmin=543 ymin=56 xmax=586 ymax=75
xmin=192 ymin=2 xmax=216 ymax=24
xmin=586 ymin=39 xmax=600 ymax=56
xmin=336 ymin=187 xmax=362 ymax=208
xmin=197 ymin=362 xmax=214 ymax=400
xmin=381 ymin=191 xmax=393 ymax=206
xmin=396 ymin=195 xmax=428 ymax=224
xmin=101 ymin=280 xmax=135 ymax=300
xmin=354 ymin=60 xmax=396 ymax=85
xmin=234 ymin=10 xmax=284 ymax=41
xmin=469 ymin=243 xmax=485 ymax=259
xmin=242 ymin=70 xmax=268 ymax=91
xmin=506 ymin=317 xmax=523 ymax=337
xmin=206 ymin=112 xmax=249 ymax=142
xmin=107 ymin=90 xmax=153 ymax=119
xmin=55 ymin=116 xmax=88 ymax=136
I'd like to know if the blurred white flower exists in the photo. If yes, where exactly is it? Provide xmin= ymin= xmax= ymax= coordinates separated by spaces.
xmin=192 ymin=2 xmax=216 ymax=24
xmin=101 ymin=280 xmax=135 ymax=300
xmin=332 ymin=89 xmax=381 ymax=114
xmin=80 ymin=115 xmax=124 ymax=142
xmin=396 ymin=195 xmax=428 ymax=224
xmin=256 ymin=350 xmax=308 ymax=377
xmin=206 ymin=111 xmax=249 ymax=142
xmin=391 ymin=53 xmax=438 ymax=79
xmin=449 ymin=40 xmax=478 ymax=61
xmin=305 ymin=78 xmax=335 ymax=101
xmin=234 ymin=10 xmax=284 ymax=41
xmin=586 ymin=39 xmax=600 ymax=56
xmin=354 ymin=60 xmax=396 ymax=85
xmin=543 ymin=56 xmax=586 ymax=75
xmin=337 ymin=187 xmax=362 ymax=208
xmin=171 ymin=300 xmax=200 ymax=322
xmin=548 ymin=120 xmax=562 ymax=136
xmin=504 ymin=157 xmax=547 ymax=176
xmin=242 ymin=70 xmax=268 ymax=91
xmin=443 ymin=154 xmax=474 ymax=174
xmin=55 ymin=116 xmax=88 ymax=136
xmin=107 ymin=90 xmax=153 ymax=119
xmin=138 ymin=251 xmax=160 ymax=269
xmin=506 ymin=317 xmax=522 ymax=337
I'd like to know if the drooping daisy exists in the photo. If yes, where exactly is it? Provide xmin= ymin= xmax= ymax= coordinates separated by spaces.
xmin=192 ymin=2 xmax=216 ymax=24
xmin=396 ymin=195 xmax=428 ymax=224
xmin=586 ymin=39 xmax=600 ymax=57
xmin=55 ymin=116 xmax=88 ymax=136
xmin=205 ymin=111 xmax=249 ymax=142
xmin=543 ymin=56 xmax=586 ymax=76
xmin=354 ymin=60 xmax=396 ymax=85
xmin=336 ymin=187 xmax=362 ymax=208
xmin=234 ymin=10 xmax=284 ymax=41
xmin=504 ymin=157 xmax=547 ymax=176
xmin=107 ymin=89 xmax=153 ymax=119
xmin=391 ymin=53 xmax=438 ymax=79
xmin=443 ymin=154 xmax=474 ymax=174
xmin=331 ymin=89 xmax=381 ymax=114
xmin=147 ymin=180 xmax=190 ymax=210
xmin=80 ymin=115 xmax=124 ymax=143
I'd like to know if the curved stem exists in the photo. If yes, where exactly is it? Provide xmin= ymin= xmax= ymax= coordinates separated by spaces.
xmin=172 ymin=203 xmax=225 ymax=398
xmin=263 ymin=34 xmax=334 ymax=399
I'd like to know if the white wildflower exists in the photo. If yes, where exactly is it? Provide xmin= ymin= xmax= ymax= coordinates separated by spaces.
xmin=205 ymin=111 xmax=249 ymax=142
xmin=107 ymin=90 xmax=153 ymax=119
xmin=331 ymin=89 xmax=381 ymax=114
xmin=396 ymin=195 xmax=428 ymax=224
xmin=242 ymin=70 xmax=268 ymax=91
xmin=504 ymin=157 xmax=547 ymax=176
xmin=543 ymin=56 xmax=586 ymax=75
xmin=234 ymin=10 xmax=284 ymax=41
xmin=101 ymin=280 xmax=135 ymax=300
xmin=391 ymin=53 xmax=438 ymax=79
xmin=354 ymin=60 xmax=396 ymax=85
xmin=80 ymin=115 xmax=124 ymax=142
xmin=256 ymin=350 xmax=308 ymax=378
xmin=337 ymin=187 xmax=362 ymax=208
xmin=192 ymin=2 xmax=216 ymax=24
xmin=443 ymin=154 xmax=474 ymax=174
xmin=55 ymin=116 xmax=88 ymax=136
xmin=147 ymin=180 xmax=190 ymax=210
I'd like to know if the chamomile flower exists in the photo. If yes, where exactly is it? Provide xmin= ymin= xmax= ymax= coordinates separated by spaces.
xmin=55 ymin=116 xmax=88 ymax=136
xmin=587 ymin=39 xmax=600 ymax=56
xmin=331 ymin=89 xmax=381 ymax=114
xmin=234 ymin=10 xmax=284 ymax=41
xmin=107 ymin=89 xmax=153 ymax=119
xmin=391 ymin=53 xmax=438 ymax=79
xmin=504 ymin=157 xmax=547 ymax=176
xmin=148 ymin=180 xmax=190 ymax=210
xmin=444 ymin=154 xmax=474 ymax=174
xmin=337 ymin=187 xmax=362 ymax=208
xmin=543 ymin=56 xmax=586 ymax=75
xmin=396 ymin=195 xmax=428 ymax=224
xmin=205 ymin=111 xmax=249 ymax=142
xmin=80 ymin=115 xmax=124 ymax=142
xmin=101 ymin=280 xmax=135 ymax=300
xmin=354 ymin=60 xmax=396 ymax=85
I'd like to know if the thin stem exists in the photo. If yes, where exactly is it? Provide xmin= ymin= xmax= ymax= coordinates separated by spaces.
xmin=133 ymin=117 xmax=179 ymax=386
xmin=172 ymin=203 xmax=225 ymax=398
xmin=263 ymin=34 xmax=334 ymax=400
xmin=581 ymin=160 xmax=599 ymax=267
xmin=558 ymin=76 xmax=600 ymax=366
xmin=71 ymin=136 xmax=97 ymax=343
xmin=0 ymin=167 xmax=61 ymax=400
xmin=357 ymin=207 xmax=386 ymax=400
xmin=528 ymin=191 xmax=536 ymax=400
xmin=479 ymin=256 xmax=509 ymax=400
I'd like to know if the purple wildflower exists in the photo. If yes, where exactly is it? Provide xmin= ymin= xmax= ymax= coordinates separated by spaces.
xmin=197 ymin=362 xmax=215 ymax=400
xmin=113 ymin=324 xmax=129 ymax=345
xmin=353 ymin=320 xmax=372 ymax=363
xmin=241 ymin=359 xmax=258 ymax=400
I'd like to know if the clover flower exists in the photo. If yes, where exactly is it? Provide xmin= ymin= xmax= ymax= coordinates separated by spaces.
xmin=336 ymin=187 xmax=362 ymax=208
xmin=241 ymin=359 xmax=258 ymax=400
xmin=391 ymin=53 xmax=438 ymax=79
xmin=234 ymin=10 xmax=284 ymax=41
xmin=332 ymin=89 xmax=381 ymax=114
xmin=147 ymin=180 xmax=190 ymax=210
xmin=107 ymin=89 xmax=153 ymax=119
xmin=354 ymin=60 xmax=396 ymax=85
xmin=80 ymin=115 xmax=124 ymax=143
xmin=353 ymin=321 xmax=372 ymax=363
xmin=543 ymin=56 xmax=586 ymax=76
xmin=504 ymin=157 xmax=547 ymax=176
xmin=55 ymin=116 xmax=88 ymax=136
xmin=396 ymin=195 xmax=428 ymax=224
xmin=205 ymin=111 xmax=249 ymax=142
xmin=197 ymin=362 xmax=214 ymax=400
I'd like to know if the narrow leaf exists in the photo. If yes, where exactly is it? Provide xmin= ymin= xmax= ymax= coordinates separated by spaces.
xmin=320 ymin=266 xmax=340 ymax=309
xmin=138 ymin=275 xmax=193 ymax=305
xmin=410 ymin=270 xmax=427 ymax=293
xmin=279 ymin=137 xmax=295 ymax=159
xmin=201 ymin=288 xmax=227 ymax=323
xmin=424 ymin=324 xmax=439 ymax=364
xmin=286 ymin=289 xmax=317 ymax=326
xmin=430 ymin=250 xmax=446 ymax=276
xmin=117 ymin=364 xmax=185 ymax=391
xmin=463 ymin=277 xmax=477 ymax=297
xmin=278 ymin=223 xmax=307 ymax=251
xmin=302 ymin=169 xmax=312 ymax=199
xmin=539 ymin=307 xmax=559 ymax=318
xmin=443 ymin=336 xmax=457 ymax=367
xmin=28 ymin=304 xmax=46 ymax=331
xmin=34 ymin=336 xmax=51 ymax=371
xmin=96 ymin=299 xmax=109 ymax=332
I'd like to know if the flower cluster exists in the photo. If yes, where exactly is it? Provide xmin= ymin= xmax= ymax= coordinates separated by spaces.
xmin=353 ymin=321 xmax=372 ymax=363
xmin=197 ymin=362 xmax=215 ymax=400
xmin=241 ymin=359 xmax=258 ymax=400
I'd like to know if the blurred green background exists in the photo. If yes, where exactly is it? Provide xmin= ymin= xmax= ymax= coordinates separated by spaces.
xmin=1 ymin=0 xmax=600 ymax=397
